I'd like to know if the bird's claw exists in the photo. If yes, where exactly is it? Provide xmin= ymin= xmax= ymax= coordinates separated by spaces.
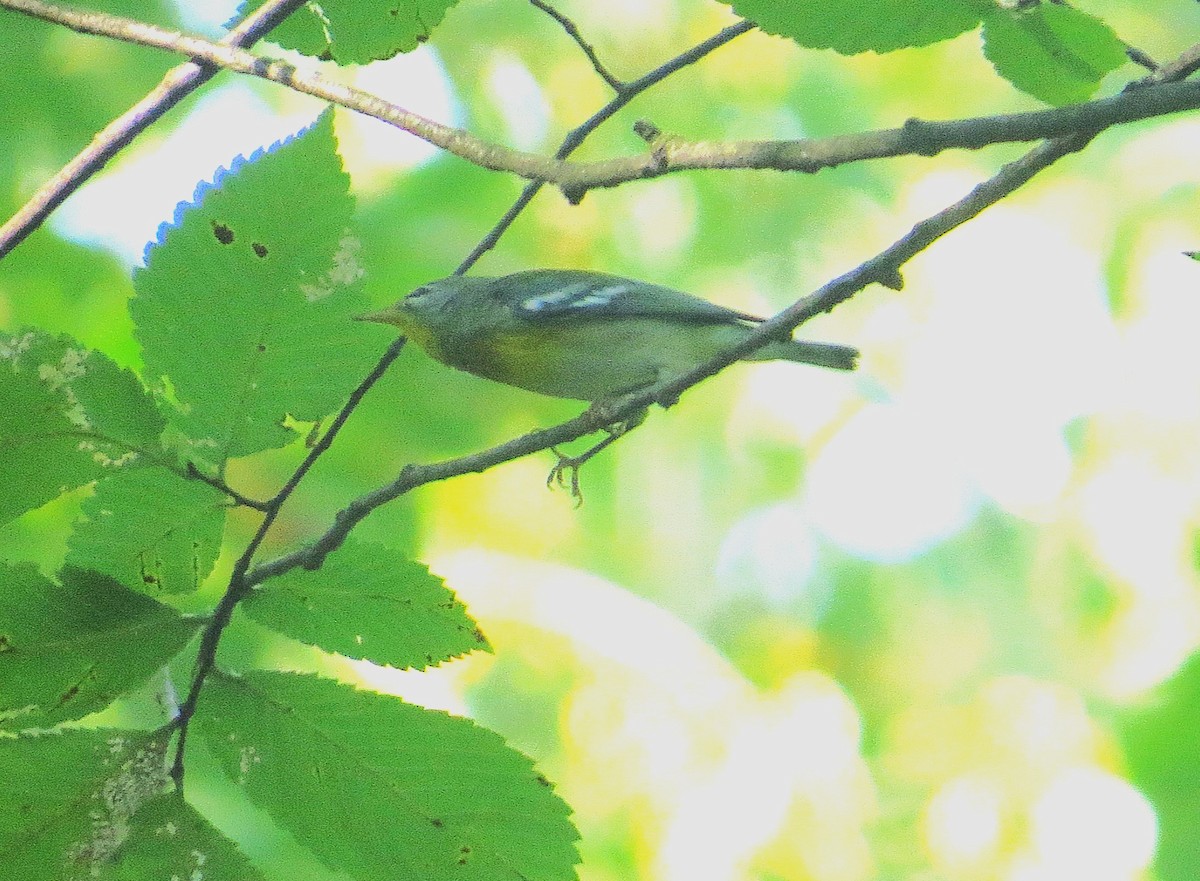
xmin=546 ymin=406 xmax=648 ymax=506
xmin=547 ymin=447 xmax=585 ymax=506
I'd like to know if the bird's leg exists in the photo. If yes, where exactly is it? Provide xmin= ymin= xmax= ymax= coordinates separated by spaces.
xmin=548 ymin=406 xmax=648 ymax=505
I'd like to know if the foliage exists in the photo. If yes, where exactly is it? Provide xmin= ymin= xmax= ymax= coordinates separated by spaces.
xmin=981 ymin=2 xmax=1127 ymax=105
xmin=236 ymin=0 xmax=464 ymax=62
xmin=0 ymin=565 xmax=199 ymax=730
xmin=131 ymin=112 xmax=377 ymax=462
xmin=0 ymin=330 xmax=163 ymax=523
xmin=1 ymin=0 xmax=1198 ymax=879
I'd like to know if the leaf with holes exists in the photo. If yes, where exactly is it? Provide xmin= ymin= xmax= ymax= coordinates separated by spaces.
xmin=242 ymin=540 xmax=489 ymax=669
xmin=66 ymin=466 xmax=228 ymax=595
xmin=132 ymin=110 xmax=382 ymax=464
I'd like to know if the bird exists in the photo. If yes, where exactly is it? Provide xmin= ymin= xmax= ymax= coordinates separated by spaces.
xmin=355 ymin=269 xmax=857 ymax=402
xmin=357 ymin=269 xmax=858 ymax=501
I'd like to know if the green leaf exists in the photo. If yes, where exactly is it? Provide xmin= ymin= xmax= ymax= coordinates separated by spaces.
xmin=719 ymin=0 xmax=987 ymax=54
xmin=198 ymin=671 xmax=579 ymax=881
xmin=0 ymin=729 xmax=171 ymax=880
xmin=0 ymin=564 xmax=200 ymax=731
xmin=242 ymin=540 xmax=489 ymax=668
xmin=132 ymin=110 xmax=379 ymax=463
xmin=982 ymin=3 xmax=1127 ymax=105
xmin=237 ymin=0 xmax=462 ymax=63
xmin=0 ymin=330 xmax=164 ymax=525
xmin=1120 ymin=653 xmax=1200 ymax=881
xmin=66 ymin=466 xmax=228 ymax=595
xmin=92 ymin=792 xmax=266 ymax=881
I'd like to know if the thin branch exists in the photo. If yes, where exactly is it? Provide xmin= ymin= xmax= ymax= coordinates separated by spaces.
xmin=529 ymin=0 xmax=624 ymax=91
xmin=1138 ymin=40 xmax=1200 ymax=83
xmin=0 ymin=0 xmax=561 ymax=183
xmin=168 ymin=337 xmax=407 ymax=784
xmin=458 ymin=19 xmax=754 ymax=272
xmin=184 ymin=462 xmax=271 ymax=511
xmin=559 ymin=74 xmax=1200 ymax=195
xmin=6 ymin=0 xmax=1200 ymax=207
xmin=1125 ymin=45 xmax=1159 ymax=73
xmin=245 ymin=406 xmax=614 ymax=584
xmin=269 ymin=337 xmax=409 ymax=519
xmin=0 ymin=0 xmax=308 ymax=260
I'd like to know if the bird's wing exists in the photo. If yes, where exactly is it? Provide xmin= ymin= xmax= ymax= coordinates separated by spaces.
xmin=494 ymin=270 xmax=764 ymax=324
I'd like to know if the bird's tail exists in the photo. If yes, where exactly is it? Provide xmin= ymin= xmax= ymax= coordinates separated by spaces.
xmin=754 ymin=339 xmax=859 ymax=371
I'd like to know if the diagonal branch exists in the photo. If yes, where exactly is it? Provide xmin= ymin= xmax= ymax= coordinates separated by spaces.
xmin=0 ymin=0 xmax=309 ymax=260
xmin=529 ymin=0 xmax=624 ymax=91
xmin=654 ymin=135 xmax=1093 ymax=405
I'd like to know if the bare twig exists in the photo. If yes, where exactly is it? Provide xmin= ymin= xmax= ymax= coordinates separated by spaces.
xmin=0 ymin=0 xmax=308 ymax=260
xmin=551 ymin=77 xmax=1200 ymax=192
xmin=184 ymin=462 xmax=271 ymax=511
xmin=458 ymin=19 xmax=754 ymax=272
xmin=1125 ymin=45 xmax=1159 ymax=72
xmin=5 ymin=0 xmax=1200 ymax=208
xmin=1137 ymin=41 xmax=1200 ymax=84
xmin=655 ymin=136 xmax=1094 ymax=403
xmin=529 ymin=0 xmax=624 ymax=91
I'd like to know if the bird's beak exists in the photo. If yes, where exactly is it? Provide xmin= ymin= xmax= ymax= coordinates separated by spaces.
xmin=353 ymin=308 xmax=399 ymax=325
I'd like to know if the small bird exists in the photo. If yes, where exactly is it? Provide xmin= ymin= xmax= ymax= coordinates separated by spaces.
xmin=358 ymin=270 xmax=858 ymax=500
xmin=356 ymin=269 xmax=858 ymax=402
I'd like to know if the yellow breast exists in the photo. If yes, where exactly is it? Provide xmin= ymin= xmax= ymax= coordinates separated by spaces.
xmin=430 ymin=320 xmax=739 ymax=401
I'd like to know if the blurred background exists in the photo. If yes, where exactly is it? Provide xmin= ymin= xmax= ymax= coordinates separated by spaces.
xmin=2 ymin=0 xmax=1199 ymax=879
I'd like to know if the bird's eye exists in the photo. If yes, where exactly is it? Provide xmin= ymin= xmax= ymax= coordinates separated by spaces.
xmin=402 ymin=286 xmax=436 ymax=310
